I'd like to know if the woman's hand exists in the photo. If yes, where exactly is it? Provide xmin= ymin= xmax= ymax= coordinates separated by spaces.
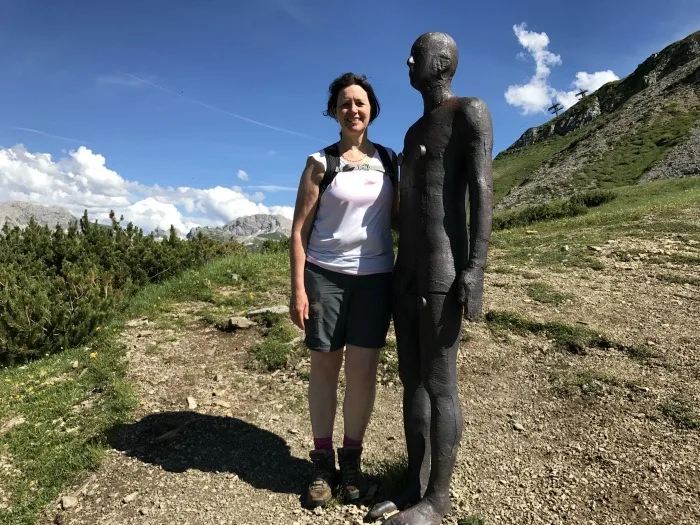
xmin=290 ymin=289 xmax=309 ymax=330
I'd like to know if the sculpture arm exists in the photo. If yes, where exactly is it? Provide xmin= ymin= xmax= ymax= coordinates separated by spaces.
xmin=457 ymin=98 xmax=494 ymax=320
xmin=391 ymin=150 xmax=400 ymax=232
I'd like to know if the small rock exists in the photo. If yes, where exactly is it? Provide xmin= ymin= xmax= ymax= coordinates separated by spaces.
xmin=513 ymin=422 xmax=525 ymax=432
xmin=213 ymin=399 xmax=231 ymax=409
xmin=186 ymin=397 xmax=198 ymax=410
xmin=61 ymin=496 xmax=78 ymax=510
xmin=72 ymin=360 xmax=79 ymax=369
xmin=587 ymin=245 xmax=603 ymax=252
xmin=228 ymin=317 xmax=257 ymax=330
xmin=122 ymin=492 xmax=139 ymax=504
xmin=138 ymin=508 xmax=149 ymax=516
xmin=214 ymin=373 xmax=224 ymax=382
xmin=289 ymin=428 xmax=299 ymax=435
xmin=561 ymin=245 xmax=570 ymax=252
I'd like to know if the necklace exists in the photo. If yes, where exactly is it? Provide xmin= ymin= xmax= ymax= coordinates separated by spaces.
xmin=341 ymin=151 xmax=368 ymax=163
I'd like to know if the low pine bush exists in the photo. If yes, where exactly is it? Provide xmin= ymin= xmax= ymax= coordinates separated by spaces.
xmin=0 ymin=212 xmax=244 ymax=363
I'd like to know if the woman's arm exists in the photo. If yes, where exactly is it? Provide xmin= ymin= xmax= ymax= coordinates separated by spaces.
xmin=289 ymin=155 xmax=324 ymax=330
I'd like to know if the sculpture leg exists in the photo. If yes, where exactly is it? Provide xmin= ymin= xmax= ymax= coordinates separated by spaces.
xmin=365 ymin=295 xmax=430 ymax=521
xmin=383 ymin=290 xmax=463 ymax=525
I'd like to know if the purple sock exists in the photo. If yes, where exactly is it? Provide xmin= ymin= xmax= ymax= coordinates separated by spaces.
xmin=313 ymin=436 xmax=333 ymax=451
xmin=343 ymin=435 xmax=363 ymax=449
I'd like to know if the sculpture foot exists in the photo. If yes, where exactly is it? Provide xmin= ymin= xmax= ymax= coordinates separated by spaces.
xmin=363 ymin=500 xmax=398 ymax=522
xmin=382 ymin=496 xmax=450 ymax=525
xmin=364 ymin=486 xmax=420 ymax=522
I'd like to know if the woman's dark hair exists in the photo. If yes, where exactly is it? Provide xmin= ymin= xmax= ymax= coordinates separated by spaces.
xmin=323 ymin=72 xmax=381 ymax=124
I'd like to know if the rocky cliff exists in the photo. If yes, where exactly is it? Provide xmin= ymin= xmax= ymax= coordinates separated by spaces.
xmin=495 ymin=30 xmax=700 ymax=209
xmin=187 ymin=214 xmax=292 ymax=246
xmin=0 ymin=201 xmax=78 ymax=230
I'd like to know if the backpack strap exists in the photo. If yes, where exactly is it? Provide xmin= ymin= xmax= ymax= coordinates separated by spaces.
xmin=372 ymin=142 xmax=397 ymax=183
xmin=307 ymin=144 xmax=340 ymax=245
xmin=318 ymin=143 xmax=340 ymax=197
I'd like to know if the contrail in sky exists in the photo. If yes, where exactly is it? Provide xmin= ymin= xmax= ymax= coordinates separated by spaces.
xmin=7 ymin=126 xmax=87 ymax=144
xmin=118 ymin=72 xmax=325 ymax=142
xmin=244 ymin=185 xmax=298 ymax=192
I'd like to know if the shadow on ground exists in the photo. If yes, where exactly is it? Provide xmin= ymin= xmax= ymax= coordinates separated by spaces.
xmin=109 ymin=411 xmax=309 ymax=494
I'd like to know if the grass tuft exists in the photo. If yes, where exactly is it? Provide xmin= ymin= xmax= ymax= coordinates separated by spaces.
xmin=458 ymin=517 xmax=487 ymax=525
xmin=246 ymin=314 xmax=302 ymax=372
xmin=485 ymin=310 xmax=655 ymax=360
xmin=366 ymin=455 xmax=409 ymax=501
xmin=526 ymin=282 xmax=575 ymax=305
xmin=551 ymin=370 xmax=621 ymax=399
xmin=660 ymin=400 xmax=700 ymax=430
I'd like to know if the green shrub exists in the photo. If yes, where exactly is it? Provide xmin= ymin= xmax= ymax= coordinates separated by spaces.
xmin=0 ymin=212 xmax=244 ymax=364
xmin=570 ymin=189 xmax=617 ymax=208
xmin=493 ymin=198 xmax=588 ymax=231
xmin=260 ymin=237 xmax=290 ymax=254
xmin=493 ymin=190 xmax=617 ymax=231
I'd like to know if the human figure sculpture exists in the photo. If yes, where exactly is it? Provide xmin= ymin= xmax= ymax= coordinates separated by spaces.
xmin=366 ymin=32 xmax=493 ymax=525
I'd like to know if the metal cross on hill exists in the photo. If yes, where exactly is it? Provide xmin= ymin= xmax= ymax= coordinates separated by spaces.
xmin=548 ymin=101 xmax=563 ymax=116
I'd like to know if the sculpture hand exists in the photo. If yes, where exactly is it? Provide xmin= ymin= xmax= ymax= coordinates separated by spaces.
xmin=458 ymin=268 xmax=484 ymax=321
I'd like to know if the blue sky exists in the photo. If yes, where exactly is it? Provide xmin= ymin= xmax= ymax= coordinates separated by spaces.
xmin=1 ymin=0 xmax=698 ymax=233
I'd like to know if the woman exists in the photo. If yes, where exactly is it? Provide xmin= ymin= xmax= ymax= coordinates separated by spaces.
xmin=289 ymin=72 xmax=398 ymax=508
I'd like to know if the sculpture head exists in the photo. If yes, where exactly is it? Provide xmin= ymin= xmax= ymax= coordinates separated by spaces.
xmin=407 ymin=32 xmax=459 ymax=91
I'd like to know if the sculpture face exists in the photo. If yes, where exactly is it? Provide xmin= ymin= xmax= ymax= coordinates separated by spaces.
xmin=407 ymin=37 xmax=432 ymax=91
xmin=407 ymin=32 xmax=458 ymax=92
xmin=335 ymin=85 xmax=371 ymax=135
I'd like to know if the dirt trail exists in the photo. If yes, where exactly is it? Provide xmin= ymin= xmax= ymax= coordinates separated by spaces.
xmin=43 ymin=237 xmax=699 ymax=525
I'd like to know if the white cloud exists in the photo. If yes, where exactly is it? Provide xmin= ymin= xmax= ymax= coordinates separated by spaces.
xmin=236 ymin=169 xmax=249 ymax=181
xmin=505 ymin=23 xmax=619 ymax=115
xmin=269 ymin=206 xmax=294 ymax=220
xmin=249 ymin=191 xmax=266 ymax=203
xmin=0 ymin=144 xmax=296 ymax=236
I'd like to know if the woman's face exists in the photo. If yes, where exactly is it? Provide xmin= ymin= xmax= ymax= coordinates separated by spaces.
xmin=335 ymin=85 xmax=371 ymax=135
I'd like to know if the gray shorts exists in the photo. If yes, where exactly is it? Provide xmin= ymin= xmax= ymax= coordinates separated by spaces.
xmin=304 ymin=262 xmax=392 ymax=351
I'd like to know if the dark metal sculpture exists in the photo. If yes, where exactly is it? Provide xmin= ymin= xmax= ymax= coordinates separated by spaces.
xmin=366 ymin=32 xmax=493 ymax=525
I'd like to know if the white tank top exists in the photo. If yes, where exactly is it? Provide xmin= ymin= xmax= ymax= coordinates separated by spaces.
xmin=306 ymin=147 xmax=395 ymax=275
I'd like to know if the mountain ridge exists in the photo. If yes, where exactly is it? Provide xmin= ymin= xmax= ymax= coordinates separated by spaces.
xmin=0 ymin=201 xmax=291 ymax=247
xmin=494 ymin=30 xmax=700 ymax=210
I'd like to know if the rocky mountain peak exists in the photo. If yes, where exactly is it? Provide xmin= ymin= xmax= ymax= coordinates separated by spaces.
xmin=186 ymin=213 xmax=292 ymax=245
xmin=0 ymin=200 xmax=78 ymax=230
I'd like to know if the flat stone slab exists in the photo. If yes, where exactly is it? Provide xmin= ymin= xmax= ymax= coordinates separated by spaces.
xmin=246 ymin=306 xmax=288 ymax=316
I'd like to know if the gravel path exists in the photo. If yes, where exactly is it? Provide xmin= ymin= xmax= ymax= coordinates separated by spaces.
xmin=43 ymin=235 xmax=699 ymax=525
